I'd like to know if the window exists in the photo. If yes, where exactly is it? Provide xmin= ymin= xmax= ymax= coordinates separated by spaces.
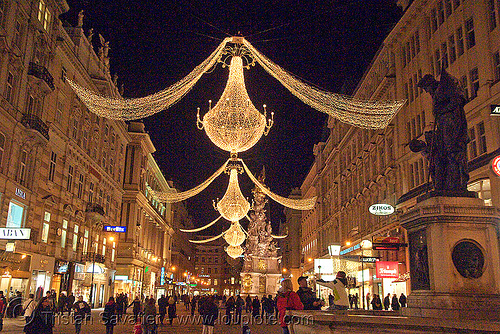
xmin=465 ymin=18 xmax=475 ymax=49
xmin=415 ymin=30 xmax=420 ymax=54
xmin=445 ymin=0 xmax=452 ymax=17
xmin=6 ymin=201 xmax=25 ymax=227
xmin=438 ymin=1 xmax=445 ymax=26
xmin=102 ymin=237 xmax=106 ymax=256
xmin=71 ymin=118 xmax=78 ymax=139
xmin=61 ymin=66 xmax=67 ymax=82
xmin=13 ymin=21 xmax=22 ymax=47
xmin=61 ymin=219 xmax=68 ymax=248
xmin=448 ymin=35 xmax=456 ymax=64
xmin=111 ymin=242 xmax=116 ymax=261
xmin=409 ymin=164 xmax=415 ymax=189
xmin=477 ymin=121 xmax=487 ymax=155
xmin=82 ymin=130 xmax=88 ymax=151
xmin=67 ymin=165 xmax=74 ymax=192
xmin=95 ymin=234 xmax=99 ymax=252
xmin=468 ymin=127 xmax=477 ymax=159
xmin=402 ymin=46 xmax=406 ymax=67
xmin=441 ymin=42 xmax=448 ymax=68
xmin=0 ymin=132 xmax=5 ymax=170
xmin=42 ymin=212 xmax=50 ymax=243
xmin=214 ymin=279 xmax=218 ymax=286
xmin=456 ymin=27 xmax=464 ymax=56
xmin=494 ymin=52 xmax=500 ymax=82
xmin=37 ymin=0 xmax=51 ymax=31
xmin=48 ymin=151 xmax=56 ymax=182
xmin=77 ymin=174 xmax=84 ymax=199
xmin=89 ymin=182 xmax=94 ymax=203
xmin=430 ymin=8 xmax=438 ymax=32
xmin=18 ymin=150 xmax=28 ymax=185
xmin=460 ymin=75 xmax=468 ymax=100
xmin=83 ymin=229 xmax=89 ymax=254
xmin=468 ymin=179 xmax=492 ymax=206
xmin=489 ymin=0 xmax=497 ymax=31
xmin=409 ymin=78 xmax=414 ymax=102
xmin=73 ymin=225 xmax=79 ymax=251
xmin=435 ymin=49 xmax=441 ymax=74
xmin=470 ymin=68 xmax=479 ymax=99
xmin=5 ymin=72 xmax=14 ymax=103
xmin=56 ymin=94 xmax=65 ymax=124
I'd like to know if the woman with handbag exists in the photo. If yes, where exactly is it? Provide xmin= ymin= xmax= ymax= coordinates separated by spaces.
xmin=277 ymin=279 xmax=303 ymax=334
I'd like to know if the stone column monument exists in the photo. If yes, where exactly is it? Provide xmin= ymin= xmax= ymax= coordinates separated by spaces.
xmin=400 ymin=70 xmax=500 ymax=319
xmin=240 ymin=168 xmax=282 ymax=297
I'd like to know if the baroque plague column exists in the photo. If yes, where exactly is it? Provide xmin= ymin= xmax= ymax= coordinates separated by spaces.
xmin=240 ymin=169 xmax=281 ymax=297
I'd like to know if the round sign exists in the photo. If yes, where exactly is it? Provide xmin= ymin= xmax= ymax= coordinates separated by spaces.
xmin=492 ymin=155 xmax=500 ymax=177
xmin=369 ymin=204 xmax=395 ymax=216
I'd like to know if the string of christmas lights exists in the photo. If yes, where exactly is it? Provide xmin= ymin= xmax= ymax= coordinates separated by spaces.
xmin=179 ymin=215 xmax=223 ymax=233
xmin=147 ymin=159 xmax=229 ymax=203
xmin=242 ymin=38 xmax=406 ymax=129
xmin=241 ymin=159 xmax=317 ymax=210
xmin=67 ymin=38 xmax=232 ymax=120
xmin=189 ymin=232 xmax=225 ymax=244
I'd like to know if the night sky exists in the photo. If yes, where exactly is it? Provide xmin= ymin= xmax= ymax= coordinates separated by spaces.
xmin=62 ymin=0 xmax=402 ymax=234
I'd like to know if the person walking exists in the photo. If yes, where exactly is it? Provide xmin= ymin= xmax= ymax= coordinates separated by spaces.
xmin=277 ymin=279 xmax=303 ymax=334
xmin=383 ymin=293 xmax=391 ymax=310
xmin=0 ymin=292 xmax=5 ymax=331
xmin=72 ymin=295 xmax=90 ymax=334
xmin=22 ymin=294 xmax=36 ymax=323
xmin=129 ymin=296 xmax=142 ymax=323
xmin=225 ymin=296 xmax=235 ymax=324
xmin=371 ymin=294 xmax=382 ymax=310
xmin=190 ymin=295 xmax=197 ymax=317
xmin=235 ymin=295 xmax=244 ymax=324
xmin=251 ymin=296 xmax=260 ymax=318
xmin=200 ymin=296 xmax=218 ymax=334
xmin=399 ymin=293 xmax=407 ymax=308
xmin=102 ymin=297 xmax=117 ymax=334
xmin=297 ymin=276 xmax=324 ymax=310
xmin=353 ymin=293 xmax=359 ymax=309
xmin=115 ymin=294 xmax=124 ymax=321
xmin=391 ymin=294 xmax=400 ymax=311
xmin=66 ymin=293 xmax=75 ymax=315
xmin=245 ymin=295 xmax=252 ymax=314
xmin=57 ymin=292 xmax=67 ymax=315
xmin=167 ymin=294 xmax=177 ymax=325
xmin=157 ymin=295 xmax=167 ymax=325
xmin=142 ymin=298 xmax=157 ymax=334
xmin=365 ymin=293 xmax=371 ymax=310
xmin=23 ymin=297 xmax=54 ymax=334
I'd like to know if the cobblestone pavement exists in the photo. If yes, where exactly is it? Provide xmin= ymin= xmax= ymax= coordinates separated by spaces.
xmin=3 ymin=307 xmax=281 ymax=333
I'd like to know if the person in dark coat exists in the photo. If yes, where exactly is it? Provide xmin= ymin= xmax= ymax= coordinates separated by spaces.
xmin=252 ymin=296 xmax=260 ymax=318
xmin=235 ymin=295 xmax=244 ymax=324
xmin=296 ymin=276 xmax=324 ymax=310
xmin=129 ymin=296 xmax=142 ymax=323
xmin=115 ymin=294 xmax=124 ymax=321
xmin=142 ymin=298 xmax=157 ymax=334
xmin=72 ymin=295 xmax=90 ymax=334
xmin=245 ymin=295 xmax=252 ymax=313
xmin=167 ymin=295 xmax=176 ymax=325
xmin=190 ymin=295 xmax=197 ymax=317
xmin=391 ymin=294 xmax=400 ymax=311
xmin=383 ymin=293 xmax=391 ymax=310
xmin=399 ymin=293 xmax=407 ymax=307
xmin=225 ymin=296 xmax=235 ymax=324
xmin=158 ymin=295 xmax=167 ymax=325
xmin=66 ymin=293 xmax=75 ymax=316
xmin=371 ymin=294 xmax=382 ymax=310
xmin=24 ymin=297 xmax=54 ymax=334
xmin=102 ymin=297 xmax=117 ymax=334
xmin=201 ymin=296 xmax=218 ymax=334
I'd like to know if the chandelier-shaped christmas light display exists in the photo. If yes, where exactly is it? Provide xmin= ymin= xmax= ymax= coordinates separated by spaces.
xmin=223 ymin=221 xmax=246 ymax=246
xmin=197 ymin=54 xmax=273 ymax=153
xmin=226 ymin=245 xmax=244 ymax=259
xmin=214 ymin=165 xmax=250 ymax=222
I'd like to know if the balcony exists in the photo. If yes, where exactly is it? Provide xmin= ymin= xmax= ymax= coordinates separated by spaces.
xmin=27 ymin=62 xmax=55 ymax=91
xmin=85 ymin=202 xmax=106 ymax=226
xmin=21 ymin=113 xmax=50 ymax=140
xmin=82 ymin=252 xmax=105 ymax=264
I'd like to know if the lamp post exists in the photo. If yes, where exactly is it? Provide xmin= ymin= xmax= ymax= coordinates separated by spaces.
xmin=360 ymin=240 xmax=372 ymax=310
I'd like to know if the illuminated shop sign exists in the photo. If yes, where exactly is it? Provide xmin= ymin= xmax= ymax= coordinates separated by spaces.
xmin=103 ymin=226 xmax=127 ymax=233
xmin=0 ymin=228 xmax=31 ymax=240
xmin=491 ymin=104 xmax=500 ymax=116
xmin=376 ymin=261 xmax=399 ymax=278
xmin=15 ymin=188 xmax=26 ymax=199
xmin=369 ymin=204 xmax=395 ymax=216
xmin=492 ymin=155 xmax=500 ymax=177
xmin=339 ymin=243 xmax=360 ymax=255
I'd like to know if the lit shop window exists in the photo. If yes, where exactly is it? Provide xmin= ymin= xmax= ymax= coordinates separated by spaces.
xmin=468 ymin=179 xmax=492 ymax=206
xmin=42 ymin=211 xmax=50 ymax=243
xmin=6 ymin=201 xmax=25 ymax=227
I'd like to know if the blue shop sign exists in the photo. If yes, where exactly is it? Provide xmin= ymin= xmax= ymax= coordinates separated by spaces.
xmin=339 ymin=243 xmax=361 ymax=255
xmin=103 ymin=226 xmax=127 ymax=233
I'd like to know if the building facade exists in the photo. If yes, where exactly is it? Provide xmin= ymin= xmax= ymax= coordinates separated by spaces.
xmin=299 ymin=0 xmax=500 ymax=307
xmin=0 ymin=0 xmax=175 ymax=306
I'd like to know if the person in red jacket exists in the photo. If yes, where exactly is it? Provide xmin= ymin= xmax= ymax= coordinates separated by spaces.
xmin=277 ymin=279 xmax=303 ymax=334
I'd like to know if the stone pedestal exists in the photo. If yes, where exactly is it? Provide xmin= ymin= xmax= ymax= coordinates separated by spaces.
xmin=400 ymin=196 xmax=500 ymax=320
xmin=240 ymin=256 xmax=281 ymax=297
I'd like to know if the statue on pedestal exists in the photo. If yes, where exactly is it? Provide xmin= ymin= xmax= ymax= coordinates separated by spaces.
xmin=77 ymin=10 xmax=84 ymax=28
xmin=410 ymin=69 xmax=469 ymax=193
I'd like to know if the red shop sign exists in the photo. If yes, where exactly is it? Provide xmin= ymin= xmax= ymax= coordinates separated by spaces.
xmin=492 ymin=155 xmax=500 ymax=177
xmin=376 ymin=261 xmax=399 ymax=278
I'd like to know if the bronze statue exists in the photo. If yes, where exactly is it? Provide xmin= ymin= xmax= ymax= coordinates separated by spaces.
xmin=410 ymin=69 xmax=469 ymax=193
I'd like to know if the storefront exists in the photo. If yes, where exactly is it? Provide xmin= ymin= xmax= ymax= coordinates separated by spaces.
xmin=72 ymin=262 xmax=112 ymax=307
xmin=29 ymin=253 xmax=55 ymax=300
xmin=50 ymin=260 xmax=73 ymax=297
xmin=0 ymin=251 xmax=31 ymax=298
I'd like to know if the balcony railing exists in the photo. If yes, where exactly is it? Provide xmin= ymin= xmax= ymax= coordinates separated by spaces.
xmin=28 ymin=62 xmax=55 ymax=91
xmin=82 ymin=252 xmax=105 ymax=264
xmin=86 ymin=202 xmax=105 ymax=216
xmin=21 ymin=113 xmax=50 ymax=140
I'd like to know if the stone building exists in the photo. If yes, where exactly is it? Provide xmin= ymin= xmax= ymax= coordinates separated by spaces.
xmin=0 ymin=0 xmax=174 ymax=305
xmin=299 ymin=0 xmax=500 ymax=306
xmin=115 ymin=121 xmax=174 ymax=300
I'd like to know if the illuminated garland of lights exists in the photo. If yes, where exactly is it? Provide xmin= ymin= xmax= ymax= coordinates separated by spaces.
xmin=215 ymin=166 xmax=250 ymax=222
xmin=189 ymin=232 xmax=225 ymax=244
xmin=223 ymin=221 xmax=247 ymax=246
xmin=67 ymin=38 xmax=232 ymax=120
xmin=240 ymin=159 xmax=317 ymax=210
xmin=242 ymin=39 xmax=406 ymax=129
xmin=197 ymin=56 xmax=273 ymax=153
xmin=179 ymin=215 xmax=222 ymax=233
xmin=148 ymin=159 xmax=229 ymax=203
xmin=226 ymin=245 xmax=244 ymax=259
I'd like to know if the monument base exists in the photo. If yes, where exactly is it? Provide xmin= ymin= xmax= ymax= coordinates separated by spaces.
xmin=399 ymin=195 xmax=500 ymax=321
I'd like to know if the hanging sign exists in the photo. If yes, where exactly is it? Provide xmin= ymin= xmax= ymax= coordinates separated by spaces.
xmin=0 ymin=228 xmax=31 ymax=240
xmin=369 ymin=204 xmax=395 ymax=216
xmin=491 ymin=105 xmax=500 ymax=116
xmin=376 ymin=261 xmax=399 ymax=278
xmin=103 ymin=226 xmax=127 ymax=233
xmin=492 ymin=155 xmax=500 ymax=177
